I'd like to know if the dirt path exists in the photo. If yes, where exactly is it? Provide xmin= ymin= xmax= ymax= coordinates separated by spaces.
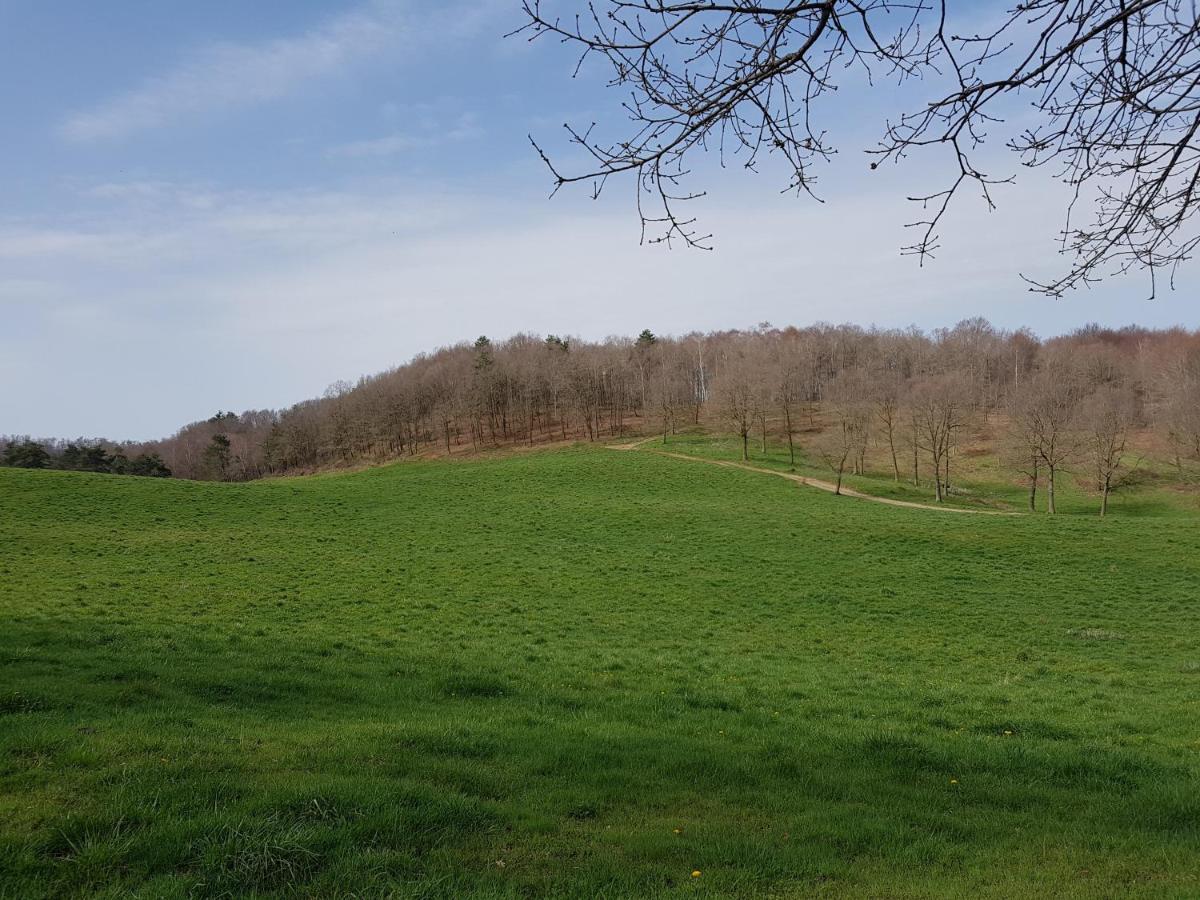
xmin=609 ymin=441 xmax=1010 ymax=515
xmin=608 ymin=435 xmax=664 ymax=451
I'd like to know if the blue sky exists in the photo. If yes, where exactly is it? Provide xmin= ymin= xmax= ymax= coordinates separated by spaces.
xmin=3 ymin=0 xmax=1198 ymax=440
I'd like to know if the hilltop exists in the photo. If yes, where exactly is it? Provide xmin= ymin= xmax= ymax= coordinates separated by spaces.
xmin=6 ymin=322 xmax=1200 ymax=514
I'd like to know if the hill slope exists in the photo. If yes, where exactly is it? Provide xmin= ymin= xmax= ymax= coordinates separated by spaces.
xmin=2 ymin=448 xmax=1199 ymax=897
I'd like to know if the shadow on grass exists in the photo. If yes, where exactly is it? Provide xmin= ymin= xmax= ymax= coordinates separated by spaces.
xmin=3 ymin=621 xmax=1198 ymax=898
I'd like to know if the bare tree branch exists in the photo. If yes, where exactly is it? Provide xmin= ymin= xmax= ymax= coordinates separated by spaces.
xmin=517 ymin=0 xmax=1200 ymax=296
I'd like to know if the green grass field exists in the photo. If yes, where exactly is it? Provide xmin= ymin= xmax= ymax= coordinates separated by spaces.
xmin=655 ymin=429 xmax=1200 ymax=518
xmin=2 ymin=445 xmax=1199 ymax=897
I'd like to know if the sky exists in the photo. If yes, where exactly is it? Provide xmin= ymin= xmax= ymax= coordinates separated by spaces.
xmin=3 ymin=0 xmax=1198 ymax=440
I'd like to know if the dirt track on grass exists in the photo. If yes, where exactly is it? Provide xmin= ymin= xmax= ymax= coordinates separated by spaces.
xmin=608 ymin=440 xmax=1009 ymax=515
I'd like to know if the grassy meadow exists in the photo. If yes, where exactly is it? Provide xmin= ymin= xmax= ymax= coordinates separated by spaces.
xmin=655 ymin=428 xmax=1200 ymax=518
xmin=2 ymin=444 xmax=1199 ymax=897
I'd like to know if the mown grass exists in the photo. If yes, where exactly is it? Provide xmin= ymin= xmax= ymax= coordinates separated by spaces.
xmin=2 ymin=445 xmax=1199 ymax=898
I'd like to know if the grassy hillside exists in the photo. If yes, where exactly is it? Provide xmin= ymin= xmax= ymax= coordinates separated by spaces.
xmin=652 ymin=428 xmax=1200 ymax=518
xmin=2 ymin=446 xmax=1199 ymax=897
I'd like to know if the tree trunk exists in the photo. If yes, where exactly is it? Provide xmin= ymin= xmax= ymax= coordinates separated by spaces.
xmin=1047 ymin=465 xmax=1057 ymax=514
xmin=887 ymin=427 xmax=899 ymax=481
xmin=911 ymin=427 xmax=920 ymax=486
xmin=784 ymin=405 xmax=795 ymax=469
xmin=1028 ymin=456 xmax=1038 ymax=512
xmin=1100 ymin=481 xmax=1110 ymax=517
xmin=741 ymin=430 xmax=749 ymax=461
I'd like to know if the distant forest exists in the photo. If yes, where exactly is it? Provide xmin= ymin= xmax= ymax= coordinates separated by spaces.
xmin=2 ymin=439 xmax=171 ymax=478
xmin=5 ymin=320 xmax=1200 ymax=508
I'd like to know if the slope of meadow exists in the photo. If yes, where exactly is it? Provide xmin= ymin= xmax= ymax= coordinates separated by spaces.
xmin=1 ymin=446 xmax=1199 ymax=897
xmin=651 ymin=429 xmax=1200 ymax=518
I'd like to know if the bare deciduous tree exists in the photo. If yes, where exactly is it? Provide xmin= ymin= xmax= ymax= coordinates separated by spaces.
xmin=1077 ymin=385 xmax=1141 ymax=515
xmin=1008 ymin=369 xmax=1081 ymax=513
xmin=715 ymin=345 xmax=763 ymax=460
xmin=1159 ymin=373 xmax=1200 ymax=480
xmin=771 ymin=337 xmax=805 ymax=469
xmin=909 ymin=375 xmax=969 ymax=502
xmin=815 ymin=372 xmax=871 ymax=494
xmin=1002 ymin=414 xmax=1044 ymax=513
xmin=871 ymin=378 xmax=904 ymax=482
xmin=518 ymin=1 xmax=1200 ymax=296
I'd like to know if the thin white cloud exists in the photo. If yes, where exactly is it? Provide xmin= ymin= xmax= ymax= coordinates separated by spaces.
xmin=329 ymin=134 xmax=426 ymax=158
xmin=328 ymin=112 xmax=483 ymax=158
xmin=0 ymin=226 xmax=144 ymax=260
xmin=0 ymin=180 xmax=472 ymax=265
xmin=0 ymin=278 xmax=62 ymax=303
xmin=85 ymin=180 xmax=219 ymax=210
xmin=59 ymin=6 xmax=402 ymax=142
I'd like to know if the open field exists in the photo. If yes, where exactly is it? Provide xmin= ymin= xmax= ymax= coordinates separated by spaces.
xmin=2 ymin=445 xmax=1200 ymax=897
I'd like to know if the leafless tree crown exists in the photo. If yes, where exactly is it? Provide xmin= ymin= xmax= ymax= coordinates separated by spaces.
xmin=515 ymin=1 xmax=1200 ymax=296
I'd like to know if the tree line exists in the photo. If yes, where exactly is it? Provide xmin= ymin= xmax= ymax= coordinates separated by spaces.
xmin=0 ymin=439 xmax=171 ymax=477
xmin=4 ymin=319 xmax=1199 ymax=512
